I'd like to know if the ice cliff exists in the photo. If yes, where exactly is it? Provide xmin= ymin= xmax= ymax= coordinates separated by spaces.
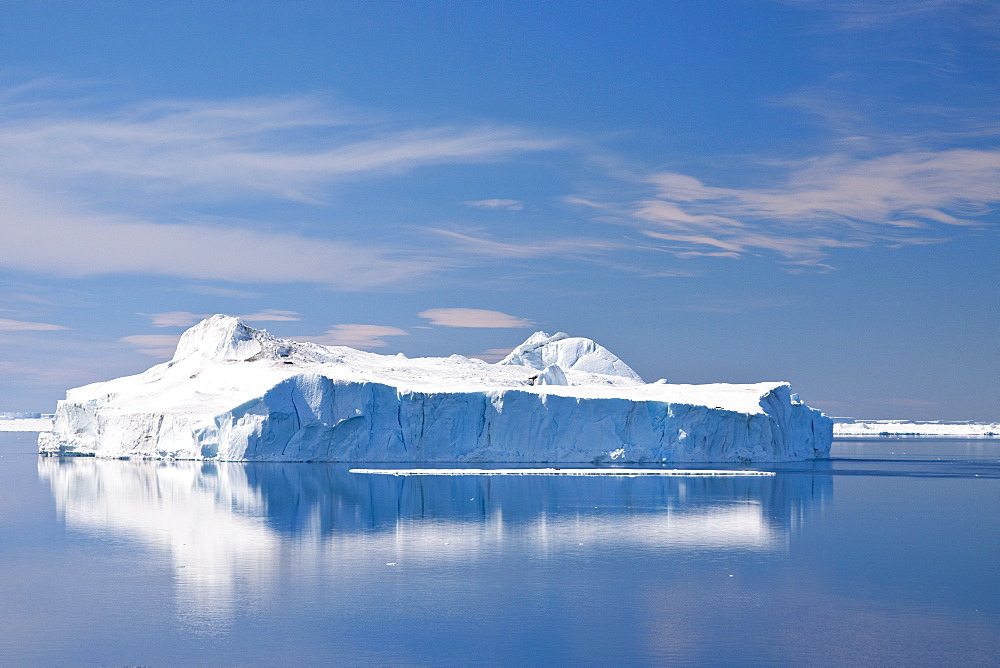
xmin=39 ymin=315 xmax=832 ymax=462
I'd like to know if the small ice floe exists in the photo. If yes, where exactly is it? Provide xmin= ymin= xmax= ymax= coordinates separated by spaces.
xmin=349 ymin=468 xmax=775 ymax=477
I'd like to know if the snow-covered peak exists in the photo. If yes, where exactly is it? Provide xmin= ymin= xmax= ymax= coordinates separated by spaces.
xmin=514 ymin=331 xmax=571 ymax=350
xmin=172 ymin=314 xmax=273 ymax=362
xmin=500 ymin=331 xmax=643 ymax=383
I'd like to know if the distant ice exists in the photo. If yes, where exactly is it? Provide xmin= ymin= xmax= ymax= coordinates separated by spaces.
xmin=0 ymin=418 xmax=54 ymax=432
xmin=834 ymin=421 xmax=998 ymax=438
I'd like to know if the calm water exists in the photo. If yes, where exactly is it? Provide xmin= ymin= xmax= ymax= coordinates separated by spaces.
xmin=1 ymin=432 xmax=998 ymax=666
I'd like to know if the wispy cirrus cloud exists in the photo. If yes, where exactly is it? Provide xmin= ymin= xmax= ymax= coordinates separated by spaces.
xmin=240 ymin=309 xmax=301 ymax=323
xmin=430 ymin=228 xmax=623 ymax=259
xmin=295 ymin=324 xmax=409 ymax=349
xmin=0 ymin=91 xmax=563 ymax=203
xmin=0 ymin=318 xmax=68 ymax=332
xmin=785 ymin=0 xmax=999 ymax=31
xmin=462 ymin=199 xmax=524 ymax=211
xmin=0 ymin=86 xmax=563 ymax=288
xmin=142 ymin=312 xmax=207 ymax=328
xmin=142 ymin=309 xmax=301 ymax=328
xmin=0 ymin=183 xmax=437 ymax=288
xmin=611 ymin=148 xmax=1000 ymax=267
xmin=469 ymin=348 xmax=515 ymax=363
xmin=119 ymin=334 xmax=182 ymax=358
xmin=418 ymin=308 xmax=534 ymax=328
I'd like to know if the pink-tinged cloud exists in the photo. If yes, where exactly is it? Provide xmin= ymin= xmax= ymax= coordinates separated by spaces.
xmin=418 ymin=308 xmax=534 ymax=328
xmin=625 ymin=148 xmax=1000 ymax=265
xmin=0 ymin=318 xmax=68 ymax=332
xmin=295 ymin=324 xmax=409 ymax=349
xmin=462 ymin=199 xmax=524 ymax=211
xmin=120 ymin=334 xmax=182 ymax=358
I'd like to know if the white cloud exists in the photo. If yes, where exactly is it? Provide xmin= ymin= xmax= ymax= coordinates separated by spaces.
xmin=240 ymin=309 xmax=301 ymax=322
xmin=563 ymin=195 xmax=610 ymax=209
xmin=418 ymin=308 xmax=534 ymax=328
xmin=143 ymin=312 xmax=208 ymax=328
xmin=431 ymin=228 xmax=622 ymax=259
xmin=296 ymin=325 xmax=409 ymax=349
xmin=0 ymin=184 xmax=436 ymax=288
xmin=0 ymin=318 xmax=68 ymax=331
xmin=144 ymin=310 xmax=300 ymax=328
xmin=469 ymin=347 xmax=514 ymax=363
xmin=0 ymin=92 xmax=562 ymax=203
xmin=462 ymin=199 xmax=524 ymax=211
xmin=787 ymin=0 xmax=998 ymax=31
xmin=627 ymin=148 xmax=1000 ymax=265
xmin=120 ymin=334 xmax=182 ymax=358
xmin=0 ymin=88 xmax=564 ymax=288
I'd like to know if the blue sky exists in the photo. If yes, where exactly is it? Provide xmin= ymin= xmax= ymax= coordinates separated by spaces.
xmin=1 ymin=0 xmax=997 ymax=420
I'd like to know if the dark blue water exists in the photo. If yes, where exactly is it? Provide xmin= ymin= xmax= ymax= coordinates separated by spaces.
xmin=1 ymin=431 xmax=998 ymax=666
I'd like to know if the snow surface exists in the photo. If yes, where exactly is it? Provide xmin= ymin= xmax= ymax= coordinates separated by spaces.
xmin=39 ymin=315 xmax=832 ymax=462
xmin=834 ymin=421 xmax=999 ymax=438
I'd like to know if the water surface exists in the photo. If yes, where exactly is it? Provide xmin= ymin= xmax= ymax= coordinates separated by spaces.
xmin=1 ymin=432 xmax=997 ymax=665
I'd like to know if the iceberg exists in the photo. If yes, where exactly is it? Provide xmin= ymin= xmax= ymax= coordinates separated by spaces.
xmin=38 ymin=315 xmax=832 ymax=462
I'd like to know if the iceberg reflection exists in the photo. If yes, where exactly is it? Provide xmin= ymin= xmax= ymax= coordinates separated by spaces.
xmin=38 ymin=458 xmax=831 ymax=631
